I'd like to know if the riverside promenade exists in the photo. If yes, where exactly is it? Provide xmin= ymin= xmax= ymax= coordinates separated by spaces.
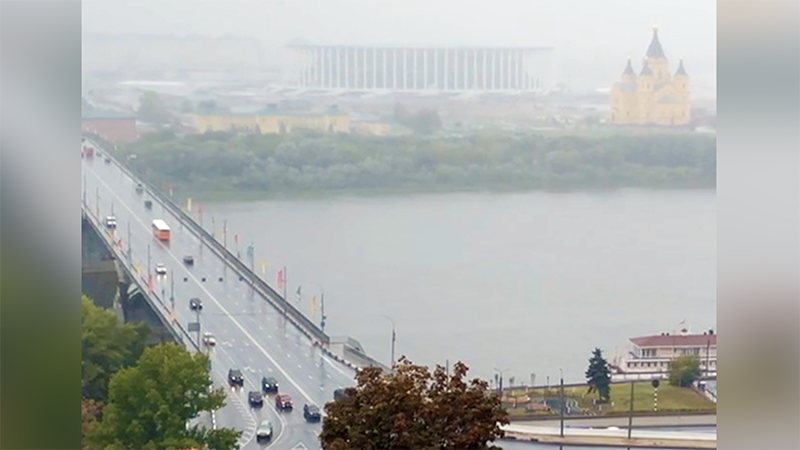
xmin=501 ymin=423 xmax=717 ymax=449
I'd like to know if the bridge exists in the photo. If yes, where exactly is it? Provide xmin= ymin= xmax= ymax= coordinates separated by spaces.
xmin=81 ymin=139 xmax=371 ymax=450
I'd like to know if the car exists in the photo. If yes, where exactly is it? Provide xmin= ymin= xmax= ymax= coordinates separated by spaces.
xmin=155 ymin=263 xmax=167 ymax=275
xmin=255 ymin=420 xmax=273 ymax=442
xmin=261 ymin=376 xmax=279 ymax=394
xmin=104 ymin=157 xmax=111 ymax=164
xmin=105 ymin=216 xmax=117 ymax=228
xmin=183 ymin=255 xmax=194 ymax=265
xmin=202 ymin=332 xmax=216 ymax=346
xmin=227 ymin=369 xmax=244 ymax=387
xmin=248 ymin=391 xmax=264 ymax=407
xmin=333 ymin=388 xmax=345 ymax=400
xmin=189 ymin=298 xmax=202 ymax=311
xmin=135 ymin=183 xmax=144 ymax=194
xmin=303 ymin=404 xmax=321 ymax=422
xmin=275 ymin=393 xmax=293 ymax=411
xmin=144 ymin=200 xmax=152 ymax=209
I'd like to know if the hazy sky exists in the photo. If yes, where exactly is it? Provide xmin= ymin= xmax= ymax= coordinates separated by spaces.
xmin=82 ymin=0 xmax=716 ymax=93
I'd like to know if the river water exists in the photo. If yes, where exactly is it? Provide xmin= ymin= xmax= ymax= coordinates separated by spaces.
xmin=200 ymin=189 xmax=716 ymax=384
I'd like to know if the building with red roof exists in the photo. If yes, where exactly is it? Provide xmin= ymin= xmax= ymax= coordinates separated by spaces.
xmin=612 ymin=327 xmax=716 ymax=380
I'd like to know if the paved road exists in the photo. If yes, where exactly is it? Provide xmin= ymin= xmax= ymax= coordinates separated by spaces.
xmin=83 ymin=150 xmax=357 ymax=450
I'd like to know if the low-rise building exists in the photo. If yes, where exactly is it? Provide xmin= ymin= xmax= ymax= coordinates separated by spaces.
xmin=192 ymin=104 xmax=350 ymax=135
xmin=612 ymin=328 xmax=716 ymax=380
xmin=81 ymin=109 xmax=138 ymax=143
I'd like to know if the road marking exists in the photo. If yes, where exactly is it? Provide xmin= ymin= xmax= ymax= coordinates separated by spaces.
xmin=292 ymin=443 xmax=309 ymax=450
xmin=85 ymin=164 xmax=324 ymax=406
xmin=308 ymin=375 xmax=313 ymax=380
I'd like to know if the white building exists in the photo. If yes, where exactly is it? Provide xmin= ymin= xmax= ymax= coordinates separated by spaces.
xmin=612 ymin=328 xmax=717 ymax=381
xmin=287 ymin=44 xmax=554 ymax=93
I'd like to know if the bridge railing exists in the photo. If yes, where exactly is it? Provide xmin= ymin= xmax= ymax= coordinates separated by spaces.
xmin=86 ymin=134 xmax=330 ymax=346
xmin=82 ymin=205 xmax=201 ymax=352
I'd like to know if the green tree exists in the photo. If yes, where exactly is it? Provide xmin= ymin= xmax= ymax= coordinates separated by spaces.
xmin=320 ymin=357 xmax=507 ymax=450
xmin=585 ymin=348 xmax=611 ymax=402
xmin=88 ymin=342 xmax=241 ymax=450
xmin=82 ymin=295 xmax=149 ymax=401
xmin=668 ymin=355 xmax=701 ymax=387
xmin=137 ymin=90 xmax=170 ymax=124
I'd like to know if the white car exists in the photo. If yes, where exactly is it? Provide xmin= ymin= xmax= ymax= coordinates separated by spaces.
xmin=202 ymin=332 xmax=216 ymax=346
xmin=155 ymin=263 xmax=167 ymax=275
xmin=105 ymin=216 xmax=117 ymax=228
xmin=256 ymin=420 xmax=273 ymax=442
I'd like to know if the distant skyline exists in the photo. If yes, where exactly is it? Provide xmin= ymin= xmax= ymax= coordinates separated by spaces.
xmin=82 ymin=0 xmax=716 ymax=97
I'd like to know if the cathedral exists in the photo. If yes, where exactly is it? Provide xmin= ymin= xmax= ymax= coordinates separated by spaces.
xmin=610 ymin=26 xmax=691 ymax=126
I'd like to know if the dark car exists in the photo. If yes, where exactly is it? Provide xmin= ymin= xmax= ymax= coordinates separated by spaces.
xmin=104 ymin=157 xmax=111 ymax=164
xmin=228 ymin=369 xmax=244 ymax=387
xmin=275 ymin=394 xmax=293 ymax=411
xmin=333 ymin=388 xmax=345 ymax=400
xmin=183 ymin=255 xmax=194 ymax=265
xmin=248 ymin=391 xmax=264 ymax=407
xmin=303 ymin=404 xmax=321 ymax=422
xmin=189 ymin=298 xmax=202 ymax=311
xmin=144 ymin=200 xmax=152 ymax=209
xmin=261 ymin=376 xmax=279 ymax=394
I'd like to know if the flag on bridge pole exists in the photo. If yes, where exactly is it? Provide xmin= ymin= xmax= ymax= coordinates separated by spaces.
xmin=296 ymin=285 xmax=302 ymax=303
xmin=277 ymin=269 xmax=284 ymax=290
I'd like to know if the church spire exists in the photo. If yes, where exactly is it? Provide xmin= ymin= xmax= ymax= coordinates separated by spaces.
xmin=675 ymin=58 xmax=688 ymax=76
xmin=622 ymin=57 xmax=635 ymax=76
xmin=646 ymin=24 xmax=666 ymax=60
xmin=639 ymin=58 xmax=653 ymax=76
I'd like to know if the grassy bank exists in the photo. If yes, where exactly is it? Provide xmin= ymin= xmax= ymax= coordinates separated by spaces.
xmin=503 ymin=382 xmax=715 ymax=417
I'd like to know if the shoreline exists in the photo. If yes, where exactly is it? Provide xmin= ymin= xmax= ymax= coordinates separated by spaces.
xmin=170 ymin=185 xmax=717 ymax=204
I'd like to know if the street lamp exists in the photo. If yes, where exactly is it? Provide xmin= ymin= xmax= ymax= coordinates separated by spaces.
xmin=494 ymin=368 xmax=511 ymax=394
xmin=378 ymin=315 xmax=396 ymax=370
xmin=559 ymin=368 xmax=565 ymax=438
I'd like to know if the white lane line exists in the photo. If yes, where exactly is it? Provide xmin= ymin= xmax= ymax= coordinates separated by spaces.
xmin=86 ymin=165 xmax=322 ymax=407
xmin=308 ymin=375 xmax=313 ymax=380
xmin=211 ymin=344 xmax=286 ymax=449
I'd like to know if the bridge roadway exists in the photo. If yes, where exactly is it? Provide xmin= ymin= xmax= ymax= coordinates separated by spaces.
xmin=82 ymin=150 xmax=357 ymax=450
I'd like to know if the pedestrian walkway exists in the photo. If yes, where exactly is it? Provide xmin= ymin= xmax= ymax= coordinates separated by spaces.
xmin=502 ymin=423 xmax=716 ymax=449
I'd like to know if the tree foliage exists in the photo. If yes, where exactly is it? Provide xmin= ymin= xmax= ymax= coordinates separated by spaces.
xmin=585 ymin=348 xmax=612 ymax=402
xmin=137 ymin=90 xmax=170 ymax=124
xmin=668 ymin=355 xmax=702 ymax=387
xmin=87 ymin=341 xmax=241 ymax=450
xmin=320 ymin=358 xmax=508 ymax=450
xmin=393 ymin=103 xmax=442 ymax=135
xmin=82 ymin=295 xmax=149 ymax=401
xmin=116 ymin=130 xmax=716 ymax=195
xmin=82 ymin=398 xmax=102 ymax=449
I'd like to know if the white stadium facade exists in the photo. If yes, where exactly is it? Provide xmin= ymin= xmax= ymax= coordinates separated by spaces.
xmin=287 ymin=44 xmax=554 ymax=94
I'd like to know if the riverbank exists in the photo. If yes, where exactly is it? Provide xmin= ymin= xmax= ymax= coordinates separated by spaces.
xmin=510 ymin=413 xmax=716 ymax=428
xmin=173 ymin=184 xmax=716 ymax=204
xmin=503 ymin=382 xmax=716 ymax=419
xmin=113 ymin=130 xmax=717 ymax=200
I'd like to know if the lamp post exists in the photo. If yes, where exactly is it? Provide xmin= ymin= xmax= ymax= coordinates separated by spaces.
xmin=378 ymin=315 xmax=396 ymax=370
xmin=494 ymin=368 xmax=511 ymax=395
xmin=559 ymin=368 xmax=565 ymax=438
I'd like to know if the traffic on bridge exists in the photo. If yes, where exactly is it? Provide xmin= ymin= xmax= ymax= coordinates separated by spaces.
xmin=82 ymin=141 xmax=357 ymax=450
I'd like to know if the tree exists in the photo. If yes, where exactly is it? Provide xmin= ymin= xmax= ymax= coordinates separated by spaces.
xmin=82 ymin=295 xmax=149 ymax=401
xmin=668 ymin=355 xmax=701 ymax=387
xmin=81 ymin=398 xmax=102 ymax=449
xmin=88 ymin=341 xmax=241 ymax=450
xmin=320 ymin=357 xmax=507 ymax=450
xmin=137 ymin=90 xmax=170 ymax=124
xmin=585 ymin=348 xmax=611 ymax=402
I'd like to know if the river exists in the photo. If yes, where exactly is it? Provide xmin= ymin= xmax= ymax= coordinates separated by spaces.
xmin=199 ymin=189 xmax=716 ymax=385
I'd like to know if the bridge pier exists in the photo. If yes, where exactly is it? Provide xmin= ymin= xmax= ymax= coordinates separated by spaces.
xmin=82 ymin=215 xmax=174 ymax=345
